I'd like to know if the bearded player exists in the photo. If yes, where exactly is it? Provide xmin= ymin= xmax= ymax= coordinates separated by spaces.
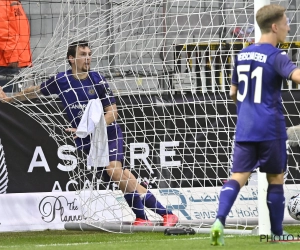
xmin=0 ymin=40 xmax=178 ymax=227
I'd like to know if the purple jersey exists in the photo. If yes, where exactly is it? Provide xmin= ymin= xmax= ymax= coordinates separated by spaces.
xmin=232 ymin=43 xmax=296 ymax=141
xmin=40 ymin=70 xmax=123 ymax=159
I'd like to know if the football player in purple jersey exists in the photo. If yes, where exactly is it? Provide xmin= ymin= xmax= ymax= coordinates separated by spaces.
xmin=0 ymin=40 xmax=178 ymax=227
xmin=210 ymin=5 xmax=300 ymax=245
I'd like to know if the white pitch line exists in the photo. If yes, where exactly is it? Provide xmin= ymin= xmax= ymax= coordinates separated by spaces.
xmin=0 ymin=236 xmax=236 ymax=248
xmin=6 ymin=234 xmax=272 ymax=249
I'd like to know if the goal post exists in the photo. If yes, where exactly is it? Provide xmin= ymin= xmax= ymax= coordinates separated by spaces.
xmin=254 ymin=0 xmax=271 ymax=236
xmin=2 ymin=0 xmax=300 ymax=234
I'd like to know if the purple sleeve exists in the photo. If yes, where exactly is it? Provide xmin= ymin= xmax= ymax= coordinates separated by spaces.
xmin=100 ymin=81 xmax=116 ymax=108
xmin=90 ymin=72 xmax=116 ymax=107
xmin=95 ymin=76 xmax=116 ymax=108
xmin=40 ymin=76 xmax=58 ymax=96
xmin=231 ymin=56 xmax=238 ymax=85
xmin=231 ymin=64 xmax=238 ymax=85
xmin=274 ymin=52 xmax=297 ymax=79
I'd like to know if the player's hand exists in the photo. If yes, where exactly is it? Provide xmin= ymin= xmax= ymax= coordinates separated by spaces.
xmin=65 ymin=128 xmax=78 ymax=139
xmin=0 ymin=87 xmax=13 ymax=103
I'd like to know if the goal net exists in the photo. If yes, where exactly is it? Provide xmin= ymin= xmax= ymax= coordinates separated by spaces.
xmin=3 ymin=0 xmax=300 ymax=233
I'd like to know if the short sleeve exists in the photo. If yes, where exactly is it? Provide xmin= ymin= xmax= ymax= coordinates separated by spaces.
xmin=274 ymin=52 xmax=297 ymax=80
xmin=92 ymin=73 xmax=116 ymax=108
xmin=231 ymin=56 xmax=238 ymax=85
xmin=40 ymin=75 xmax=58 ymax=96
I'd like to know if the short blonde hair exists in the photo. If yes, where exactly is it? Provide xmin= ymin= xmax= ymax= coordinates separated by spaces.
xmin=256 ymin=5 xmax=286 ymax=33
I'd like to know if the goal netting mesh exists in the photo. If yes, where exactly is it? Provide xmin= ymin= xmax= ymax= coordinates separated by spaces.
xmin=3 ymin=0 xmax=300 ymax=233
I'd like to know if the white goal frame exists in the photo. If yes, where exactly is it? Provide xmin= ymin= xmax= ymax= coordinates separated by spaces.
xmin=2 ymin=0 xmax=300 ymax=234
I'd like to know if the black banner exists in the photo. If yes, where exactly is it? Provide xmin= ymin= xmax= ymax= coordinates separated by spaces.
xmin=0 ymin=91 xmax=299 ymax=193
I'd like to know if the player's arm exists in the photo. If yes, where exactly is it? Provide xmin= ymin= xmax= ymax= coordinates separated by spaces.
xmin=230 ymin=60 xmax=238 ymax=105
xmin=230 ymin=84 xmax=238 ymax=105
xmin=66 ymin=103 xmax=119 ymax=138
xmin=0 ymin=85 xmax=41 ymax=103
xmin=274 ymin=52 xmax=300 ymax=84
xmin=104 ymin=103 xmax=118 ymax=125
xmin=290 ymin=68 xmax=300 ymax=84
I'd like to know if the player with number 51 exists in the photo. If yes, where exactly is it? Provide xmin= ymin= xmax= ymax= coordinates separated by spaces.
xmin=210 ymin=4 xmax=300 ymax=246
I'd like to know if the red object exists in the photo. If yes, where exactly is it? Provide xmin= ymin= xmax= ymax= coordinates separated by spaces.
xmin=0 ymin=1 xmax=32 ymax=67
xmin=232 ymin=26 xmax=254 ymax=43
xmin=162 ymin=214 xmax=179 ymax=227
xmin=133 ymin=218 xmax=154 ymax=226
xmin=232 ymin=27 xmax=244 ymax=39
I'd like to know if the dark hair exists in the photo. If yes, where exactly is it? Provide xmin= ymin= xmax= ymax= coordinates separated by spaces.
xmin=256 ymin=5 xmax=285 ymax=33
xmin=67 ymin=40 xmax=90 ymax=66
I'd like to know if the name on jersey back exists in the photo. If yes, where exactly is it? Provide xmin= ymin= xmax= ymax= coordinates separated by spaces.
xmin=237 ymin=52 xmax=267 ymax=63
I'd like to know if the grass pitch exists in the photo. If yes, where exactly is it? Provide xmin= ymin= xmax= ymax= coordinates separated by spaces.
xmin=0 ymin=225 xmax=299 ymax=250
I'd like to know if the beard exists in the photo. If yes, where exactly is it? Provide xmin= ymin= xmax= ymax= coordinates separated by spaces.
xmin=81 ymin=65 xmax=90 ymax=72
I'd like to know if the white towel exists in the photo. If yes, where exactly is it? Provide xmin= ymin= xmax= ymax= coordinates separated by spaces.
xmin=76 ymin=99 xmax=109 ymax=170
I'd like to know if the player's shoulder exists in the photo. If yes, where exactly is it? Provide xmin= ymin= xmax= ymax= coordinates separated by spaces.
xmin=56 ymin=71 xmax=66 ymax=79
xmin=52 ymin=71 xmax=70 ymax=83
xmin=242 ymin=43 xmax=278 ymax=52
xmin=89 ymin=71 xmax=106 ymax=84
